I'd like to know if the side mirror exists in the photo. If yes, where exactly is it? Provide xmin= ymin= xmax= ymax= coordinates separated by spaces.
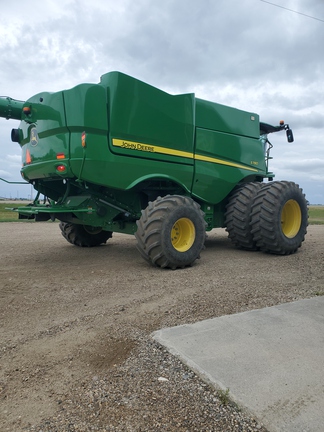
xmin=286 ymin=128 xmax=294 ymax=143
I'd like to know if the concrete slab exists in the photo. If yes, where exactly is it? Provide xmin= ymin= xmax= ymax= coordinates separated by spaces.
xmin=152 ymin=297 xmax=324 ymax=432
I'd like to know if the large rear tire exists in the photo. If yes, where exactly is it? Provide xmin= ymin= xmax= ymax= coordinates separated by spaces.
xmin=225 ymin=182 xmax=262 ymax=250
xmin=250 ymin=181 xmax=308 ymax=254
xmin=59 ymin=222 xmax=112 ymax=247
xmin=135 ymin=195 xmax=206 ymax=269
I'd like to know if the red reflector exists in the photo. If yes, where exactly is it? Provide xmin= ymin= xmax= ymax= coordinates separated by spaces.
xmin=81 ymin=131 xmax=86 ymax=147
xmin=56 ymin=153 xmax=65 ymax=159
xmin=26 ymin=149 xmax=32 ymax=164
xmin=56 ymin=165 xmax=66 ymax=172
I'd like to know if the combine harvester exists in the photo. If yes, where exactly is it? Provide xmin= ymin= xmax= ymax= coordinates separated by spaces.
xmin=0 ymin=72 xmax=308 ymax=268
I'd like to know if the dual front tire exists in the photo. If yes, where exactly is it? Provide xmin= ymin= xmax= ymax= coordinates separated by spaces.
xmin=225 ymin=181 xmax=308 ymax=255
xmin=250 ymin=181 xmax=308 ymax=254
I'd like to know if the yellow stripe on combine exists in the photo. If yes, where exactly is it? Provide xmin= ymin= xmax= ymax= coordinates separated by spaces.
xmin=112 ymin=138 xmax=259 ymax=173
xmin=112 ymin=138 xmax=193 ymax=159
xmin=194 ymin=154 xmax=259 ymax=172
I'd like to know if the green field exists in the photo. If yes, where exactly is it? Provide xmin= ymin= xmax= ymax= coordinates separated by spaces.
xmin=1 ymin=201 xmax=324 ymax=224
xmin=308 ymin=206 xmax=324 ymax=225
xmin=0 ymin=202 xmax=29 ymax=222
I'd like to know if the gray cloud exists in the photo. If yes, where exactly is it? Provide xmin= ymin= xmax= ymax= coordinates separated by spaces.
xmin=0 ymin=0 xmax=323 ymax=202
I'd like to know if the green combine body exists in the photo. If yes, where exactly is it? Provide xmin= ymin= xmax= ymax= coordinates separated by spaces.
xmin=0 ymin=72 xmax=308 ymax=268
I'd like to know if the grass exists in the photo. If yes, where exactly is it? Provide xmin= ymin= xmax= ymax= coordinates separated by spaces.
xmin=1 ymin=202 xmax=324 ymax=223
xmin=0 ymin=202 xmax=30 ymax=222
xmin=308 ymin=206 xmax=324 ymax=225
xmin=218 ymin=388 xmax=231 ymax=405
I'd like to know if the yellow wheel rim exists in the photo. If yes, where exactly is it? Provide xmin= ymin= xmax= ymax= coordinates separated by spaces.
xmin=281 ymin=199 xmax=302 ymax=238
xmin=171 ymin=218 xmax=196 ymax=252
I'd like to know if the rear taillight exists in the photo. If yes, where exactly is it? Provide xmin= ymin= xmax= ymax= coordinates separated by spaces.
xmin=56 ymin=165 xmax=66 ymax=173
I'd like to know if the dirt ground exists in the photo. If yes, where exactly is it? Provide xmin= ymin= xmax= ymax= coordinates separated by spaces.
xmin=0 ymin=222 xmax=323 ymax=431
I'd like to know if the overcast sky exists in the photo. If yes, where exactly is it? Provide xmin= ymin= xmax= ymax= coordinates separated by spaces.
xmin=0 ymin=0 xmax=323 ymax=203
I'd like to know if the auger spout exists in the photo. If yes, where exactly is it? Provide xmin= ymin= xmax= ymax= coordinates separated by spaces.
xmin=0 ymin=96 xmax=25 ymax=120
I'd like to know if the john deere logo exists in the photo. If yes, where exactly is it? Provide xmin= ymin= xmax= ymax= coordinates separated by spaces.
xmin=30 ymin=128 xmax=39 ymax=146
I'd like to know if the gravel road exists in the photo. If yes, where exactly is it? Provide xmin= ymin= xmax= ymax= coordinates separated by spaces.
xmin=0 ymin=222 xmax=323 ymax=431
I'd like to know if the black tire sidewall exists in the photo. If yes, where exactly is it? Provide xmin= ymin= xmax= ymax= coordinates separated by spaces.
xmin=252 ymin=181 xmax=309 ymax=254
xmin=160 ymin=203 xmax=206 ymax=266
xmin=225 ymin=182 xmax=262 ymax=250
xmin=275 ymin=186 xmax=308 ymax=248
xmin=59 ymin=222 xmax=112 ymax=247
